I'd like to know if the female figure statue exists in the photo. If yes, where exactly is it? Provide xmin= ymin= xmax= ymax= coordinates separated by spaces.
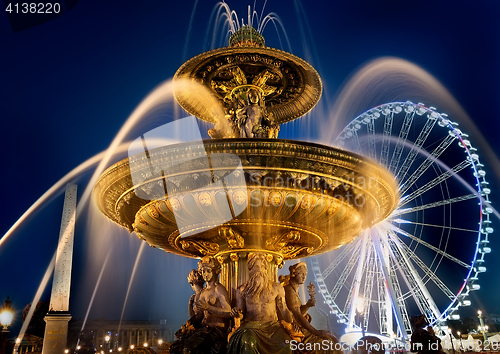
xmin=282 ymin=262 xmax=339 ymax=354
xmin=182 ymin=256 xmax=232 ymax=354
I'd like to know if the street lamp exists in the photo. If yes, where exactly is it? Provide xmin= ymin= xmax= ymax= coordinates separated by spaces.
xmin=105 ymin=335 xmax=110 ymax=352
xmin=0 ymin=297 xmax=14 ymax=354
xmin=355 ymin=296 xmax=365 ymax=338
xmin=478 ymin=310 xmax=488 ymax=349
xmin=0 ymin=297 xmax=13 ymax=330
xmin=448 ymin=328 xmax=456 ymax=354
xmin=457 ymin=331 xmax=463 ymax=352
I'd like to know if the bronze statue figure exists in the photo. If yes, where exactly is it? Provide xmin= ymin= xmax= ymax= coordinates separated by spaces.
xmin=170 ymin=257 xmax=232 ymax=354
xmin=188 ymin=269 xmax=205 ymax=318
xmin=236 ymin=87 xmax=278 ymax=139
xmin=227 ymin=252 xmax=294 ymax=354
xmin=208 ymin=87 xmax=279 ymax=139
xmin=282 ymin=262 xmax=339 ymax=353
xmin=167 ymin=270 xmax=205 ymax=354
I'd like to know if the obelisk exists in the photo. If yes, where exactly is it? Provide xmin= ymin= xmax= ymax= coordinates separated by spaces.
xmin=42 ymin=184 xmax=77 ymax=354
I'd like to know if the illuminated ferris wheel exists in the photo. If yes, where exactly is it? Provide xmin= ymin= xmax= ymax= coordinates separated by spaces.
xmin=310 ymin=101 xmax=492 ymax=339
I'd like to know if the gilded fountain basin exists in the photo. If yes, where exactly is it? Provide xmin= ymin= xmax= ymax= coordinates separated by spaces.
xmin=93 ymin=138 xmax=398 ymax=260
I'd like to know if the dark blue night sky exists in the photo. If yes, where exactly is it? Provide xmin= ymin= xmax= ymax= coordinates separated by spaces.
xmin=1 ymin=0 xmax=499 ymax=337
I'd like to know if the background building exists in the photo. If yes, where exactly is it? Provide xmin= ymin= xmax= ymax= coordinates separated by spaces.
xmin=68 ymin=319 xmax=178 ymax=352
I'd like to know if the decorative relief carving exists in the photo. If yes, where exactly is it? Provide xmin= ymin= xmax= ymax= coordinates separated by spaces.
xmin=136 ymin=214 xmax=148 ymax=227
xmin=232 ymin=190 xmax=247 ymax=205
xmin=166 ymin=197 xmax=181 ymax=212
xmin=275 ymin=255 xmax=284 ymax=269
xmin=229 ymin=253 xmax=239 ymax=262
xmin=265 ymin=231 xmax=314 ymax=259
xmin=180 ymin=240 xmax=219 ymax=256
xmin=147 ymin=205 xmax=160 ymax=218
xmin=219 ymin=226 xmax=244 ymax=249
xmin=281 ymin=246 xmax=314 ymax=258
xmin=300 ymin=195 xmax=317 ymax=210
xmin=269 ymin=192 xmax=282 ymax=207
xmin=266 ymin=231 xmax=300 ymax=251
xmin=198 ymin=192 xmax=213 ymax=207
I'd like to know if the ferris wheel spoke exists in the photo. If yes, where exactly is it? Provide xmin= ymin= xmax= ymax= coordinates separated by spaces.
xmin=388 ymin=109 xmax=416 ymax=173
xmin=367 ymin=116 xmax=377 ymax=161
xmin=390 ymin=225 xmax=471 ymax=269
xmin=393 ymin=219 xmax=478 ymax=234
xmin=352 ymin=129 xmax=362 ymax=153
xmin=371 ymin=229 xmax=409 ymax=337
xmin=384 ymin=239 xmax=413 ymax=334
xmin=330 ymin=241 xmax=363 ymax=301
xmin=348 ymin=231 xmax=370 ymax=329
xmin=384 ymin=234 xmax=440 ymax=323
xmin=377 ymin=268 xmax=390 ymax=335
xmin=399 ymin=159 xmax=472 ymax=207
xmin=399 ymin=134 xmax=457 ymax=194
xmin=344 ymin=282 xmax=356 ymax=325
xmin=389 ymin=230 xmax=456 ymax=301
xmin=392 ymin=193 xmax=478 ymax=217
xmin=362 ymin=246 xmax=376 ymax=330
xmin=383 ymin=238 xmax=428 ymax=315
xmin=310 ymin=257 xmax=350 ymax=324
xmin=380 ymin=110 xmax=394 ymax=167
xmin=396 ymin=114 xmax=438 ymax=184
xmin=346 ymin=231 xmax=372 ymax=330
xmin=321 ymin=240 xmax=359 ymax=280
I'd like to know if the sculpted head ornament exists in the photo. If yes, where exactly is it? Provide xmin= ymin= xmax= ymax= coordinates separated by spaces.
xmin=187 ymin=269 xmax=204 ymax=285
xmin=198 ymin=256 xmax=221 ymax=275
xmin=289 ymin=262 xmax=307 ymax=276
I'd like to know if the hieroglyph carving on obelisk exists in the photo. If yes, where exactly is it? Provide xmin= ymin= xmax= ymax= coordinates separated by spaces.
xmin=42 ymin=184 xmax=77 ymax=354
xmin=50 ymin=184 xmax=77 ymax=311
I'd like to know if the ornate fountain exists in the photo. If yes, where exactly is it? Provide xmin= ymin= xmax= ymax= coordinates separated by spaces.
xmin=93 ymin=25 xmax=398 ymax=305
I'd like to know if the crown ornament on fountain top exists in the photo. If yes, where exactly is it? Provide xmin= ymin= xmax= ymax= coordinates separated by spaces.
xmin=173 ymin=25 xmax=323 ymax=138
xmin=229 ymin=25 xmax=265 ymax=47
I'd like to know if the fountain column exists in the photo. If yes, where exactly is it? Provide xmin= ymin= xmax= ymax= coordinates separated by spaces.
xmin=42 ymin=185 xmax=77 ymax=354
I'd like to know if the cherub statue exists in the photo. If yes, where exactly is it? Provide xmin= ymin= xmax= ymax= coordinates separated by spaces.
xmin=237 ymin=88 xmax=263 ymax=138
xmin=236 ymin=87 xmax=279 ymax=139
